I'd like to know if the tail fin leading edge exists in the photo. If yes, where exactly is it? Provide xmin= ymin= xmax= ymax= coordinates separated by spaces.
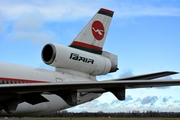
xmin=69 ymin=8 xmax=114 ymax=54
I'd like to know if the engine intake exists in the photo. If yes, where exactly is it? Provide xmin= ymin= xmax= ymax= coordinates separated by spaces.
xmin=41 ymin=44 xmax=56 ymax=65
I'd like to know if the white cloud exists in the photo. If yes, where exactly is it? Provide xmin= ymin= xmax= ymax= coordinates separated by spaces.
xmin=141 ymin=96 xmax=158 ymax=105
xmin=13 ymin=11 xmax=44 ymax=31
xmin=115 ymin=4 xmax=180 ymax=18
xmin=0 ymin=0 xmax=100 ymax=20
xmin=118 ymin=69 xmax=134 ymax=78
xmin=12 ymin=31 xmax=54 ymax=44
xmin=1 ymin=0 xmax=180 ymax=21
xmin=162 ymin=97 xmax=170 ymax=103
xmin=0 ymin=12 xmax=6 ymax=34
xmin=4 ymin=10 xmax=55 ymax=44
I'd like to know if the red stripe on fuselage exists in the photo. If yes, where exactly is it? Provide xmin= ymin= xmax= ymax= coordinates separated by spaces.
xmin=0 ymin=77 xmax=49 ymax=84
xmin=71 ymin=41 xmax=102 ymax=51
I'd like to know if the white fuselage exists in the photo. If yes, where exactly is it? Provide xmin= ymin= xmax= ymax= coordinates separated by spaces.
xmin=0 ymin=62 xmax=101 ymax=116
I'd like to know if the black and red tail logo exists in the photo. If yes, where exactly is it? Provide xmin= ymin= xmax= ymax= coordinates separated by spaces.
xmin=92 ymin=20 xmax=105 ymax=41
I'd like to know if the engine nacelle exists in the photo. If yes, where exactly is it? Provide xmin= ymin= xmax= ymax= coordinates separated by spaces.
xmin=102 ymin=51 xmax=118 ymax=72
xmin=41 ymin=44 xmax=112 ymax=75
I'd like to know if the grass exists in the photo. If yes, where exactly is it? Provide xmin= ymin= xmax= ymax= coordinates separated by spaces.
xmin=9 ymin=117 xmax=180 ymax=120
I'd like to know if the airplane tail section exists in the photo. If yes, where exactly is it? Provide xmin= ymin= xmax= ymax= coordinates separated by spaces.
xmin=41 ymin=8 xmax=118 ymax=77
xmin=69 ymin=8 xmax=114 ymax=54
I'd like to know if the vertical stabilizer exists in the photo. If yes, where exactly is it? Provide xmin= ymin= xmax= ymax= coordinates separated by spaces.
xmin=69 ymin=8 xmax=114 ymax=54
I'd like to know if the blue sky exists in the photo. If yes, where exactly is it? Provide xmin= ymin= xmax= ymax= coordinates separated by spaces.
xmin=0 ymin=0 xmax=180 ymax=112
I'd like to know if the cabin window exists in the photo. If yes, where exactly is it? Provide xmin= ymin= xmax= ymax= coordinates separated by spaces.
xmin=4 ymin=80 xmax=7 ymax=84
xmin=8 ymin=80 xmax=11 ymax=84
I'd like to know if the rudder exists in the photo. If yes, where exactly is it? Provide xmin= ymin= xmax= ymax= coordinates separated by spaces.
xmin=69 ymin=8 xmax=114 ymax=54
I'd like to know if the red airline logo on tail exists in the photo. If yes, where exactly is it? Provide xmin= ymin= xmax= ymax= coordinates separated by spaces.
xmin=92 ymin=20 xmax=104 ymax=40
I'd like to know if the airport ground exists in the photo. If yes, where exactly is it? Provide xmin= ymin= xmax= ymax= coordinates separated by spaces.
xmin=1 ymin=117 xmax=180 ymax=120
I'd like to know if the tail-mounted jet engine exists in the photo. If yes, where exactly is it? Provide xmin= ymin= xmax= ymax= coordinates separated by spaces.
xmin=41 ymin=44 xmax=118 ymax=75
